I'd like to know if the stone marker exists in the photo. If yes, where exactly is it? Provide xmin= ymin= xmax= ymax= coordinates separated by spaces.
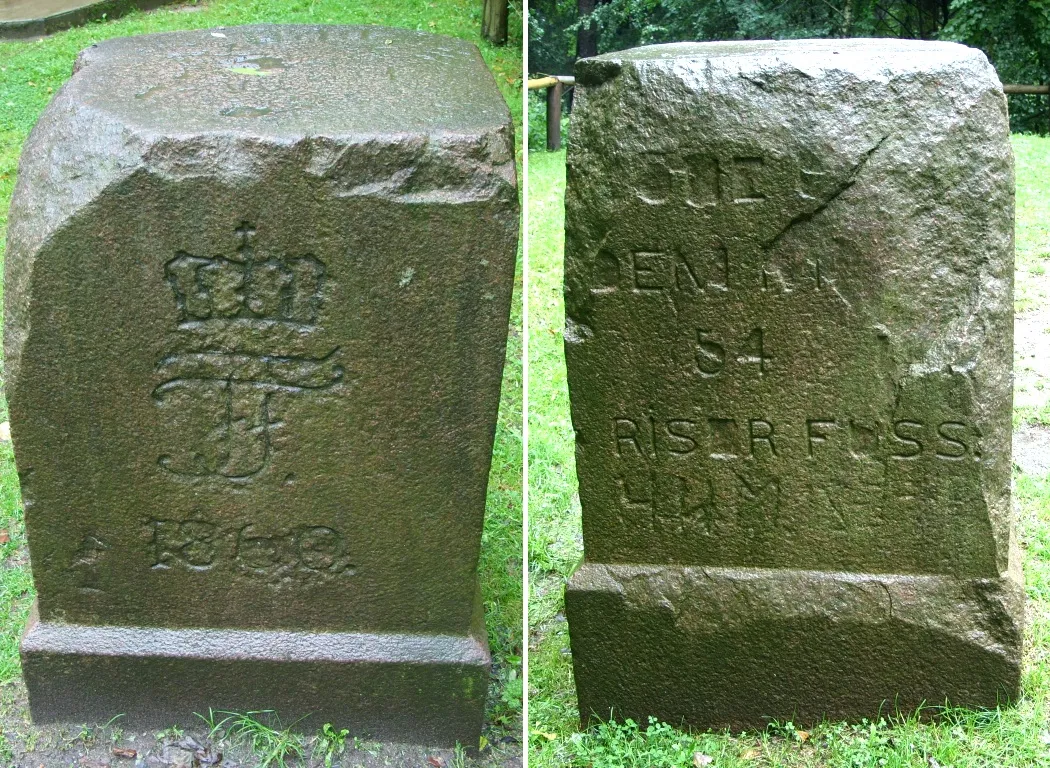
xmin=563 ymin=40 xmax=1022 ymax=728
xmin=5 ymin=25 xmax=517 ymax=747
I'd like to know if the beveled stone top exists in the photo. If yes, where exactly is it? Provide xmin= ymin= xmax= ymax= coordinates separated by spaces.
xmin=72 ymin=24 xmax=509 ymax=137
xmin=577 ymin=38 xmax=998 ymax=85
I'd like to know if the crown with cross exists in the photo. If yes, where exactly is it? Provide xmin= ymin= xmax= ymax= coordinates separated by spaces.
xmin=165 ymin=222 xmax=327 ymax=326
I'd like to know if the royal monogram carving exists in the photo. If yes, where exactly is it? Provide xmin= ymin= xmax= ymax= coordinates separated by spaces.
xmin=165 ymin=223 xmax=326 ymax=326
xmin=153 ymin=223 xmax=343 ymax=481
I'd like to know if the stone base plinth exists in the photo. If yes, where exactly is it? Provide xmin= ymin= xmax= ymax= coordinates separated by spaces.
xmin=566 ymin=563 xmax=1023 ymax=729
xmin=22 ymin=599 xmax=489 ymax=749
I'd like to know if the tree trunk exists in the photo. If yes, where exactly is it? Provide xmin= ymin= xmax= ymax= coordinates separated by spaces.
xmin=577 ymin=0 xmax=598 ymax=60
xmin=841 ymin=0 xmax=854 ymax=37
xmin=482 ymin=0 xmax=508 ymax=45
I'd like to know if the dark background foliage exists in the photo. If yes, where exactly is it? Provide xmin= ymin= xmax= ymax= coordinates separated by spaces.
xmin=528 ymin=0 xmax=1050 ymax=136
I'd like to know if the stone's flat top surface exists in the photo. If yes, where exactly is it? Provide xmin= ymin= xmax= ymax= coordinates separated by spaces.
xmin=72 ymin=24 xmax=508 ymax=137
xmin=587 ymin=37 xmax=986 ymax=65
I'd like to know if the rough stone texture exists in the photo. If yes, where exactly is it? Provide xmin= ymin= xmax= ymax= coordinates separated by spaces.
xmin=563 ymin=39 xmax=1022 ymax=728
xmin=5 ymin=25 xmax=517 ymax=747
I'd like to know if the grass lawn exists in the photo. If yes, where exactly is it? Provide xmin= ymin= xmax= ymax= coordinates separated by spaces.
xmin=527 ymin=137 xmax=1050 ymax=767
xmin=0 ymin=1 xmax=522 ymax=765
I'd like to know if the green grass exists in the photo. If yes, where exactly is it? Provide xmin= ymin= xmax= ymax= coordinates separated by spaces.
xmin=1012 ymin=135 xmax=1050 ymax=428
xmin=0 ymin=0 xmax=523 ymax=751
xmin=526 ymin=140 xmax=1050 ymax=767
xmin=1014 ymin=135 xmax=1050 ymax=316
xmin=200 ymin=710 xmax=307 ymax=768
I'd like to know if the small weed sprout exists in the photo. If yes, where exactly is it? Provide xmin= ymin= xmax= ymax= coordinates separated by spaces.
xmin=67 ymin=716 xmax=124 ymax=747
xmin=154 ymin=724 xmax=185 ymax=742
xmin=313 ymin=723 xmax=349 ymax=767
xmin=450 ymin=742 xmax=469 ymax=768
xmin=209 ymin=710 xmax=305 ymax=768
xmin=351 ymin=736 xmax=382 ymax=757
xmin=195 ymin=708 xmax=234 ymax=742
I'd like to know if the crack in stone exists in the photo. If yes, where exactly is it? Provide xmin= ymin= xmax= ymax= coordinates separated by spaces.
xmin=763 ymin=133 xmax=890 ymax=253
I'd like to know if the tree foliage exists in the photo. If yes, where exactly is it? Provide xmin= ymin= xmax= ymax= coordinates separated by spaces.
xmin=527 ymin=0 xmax=1050 ymax=133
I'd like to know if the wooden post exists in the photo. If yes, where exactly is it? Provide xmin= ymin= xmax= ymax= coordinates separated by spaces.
xmin=1003 ymin=84 xmax=1050 ymax=94
xmin=481 ymin=0 xmax=508 ymax=45
xmin=547 ymin=81 xmax=563 ymax=151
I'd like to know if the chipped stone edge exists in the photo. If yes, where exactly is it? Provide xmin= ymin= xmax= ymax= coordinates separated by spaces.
xmin=569 ymin=562 xmax=1025 ymax=660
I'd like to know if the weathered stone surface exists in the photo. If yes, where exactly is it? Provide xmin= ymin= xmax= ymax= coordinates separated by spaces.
xmin=563 ymin=39 xmax=1022 ymax=727
xmin=5 ymin=25 xmax=517 ymax=747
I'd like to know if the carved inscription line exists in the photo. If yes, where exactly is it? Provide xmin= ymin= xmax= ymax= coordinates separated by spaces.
xmin=597 ymin=243 xmax=835 ymax=302
xmin=148 ymin=517 xmax=357 ymax=583
xmin=695 ymin=328 xmax=770 ymax=377
xmin=631 ymin=248 xmax=728 ymax=294
xmin=634 ymin=152 xmax=772 ymax=208
xmin=612 ymin=415 xmax=980 ymax=462
xmin=614 ymin=468 xmax=780 ymax=536
xmin=594 ymin=138 xmax=891 ymax=309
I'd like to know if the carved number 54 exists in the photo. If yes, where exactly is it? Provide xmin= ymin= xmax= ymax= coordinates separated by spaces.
xmin=695 ymin=328 xmax=770 ymax=377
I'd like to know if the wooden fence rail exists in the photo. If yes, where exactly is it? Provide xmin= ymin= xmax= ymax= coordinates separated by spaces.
xmin=1004 ymin=84 xmax=1050 ymax=95
xmin=529 ymin=77 xmax=1049 ymax=150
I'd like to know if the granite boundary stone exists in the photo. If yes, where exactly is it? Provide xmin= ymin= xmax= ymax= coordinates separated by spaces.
xmin=563 ymin=39 xmax=1023 ymax=728
xmin=5 ymin=24 xmax=518 ymax=747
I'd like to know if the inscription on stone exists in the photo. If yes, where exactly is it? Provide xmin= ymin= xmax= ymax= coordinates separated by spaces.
xmin=564 ymin=40 xmax=1024 ymax=730
xmin=147 ymin=516 xmax=356 ymax=583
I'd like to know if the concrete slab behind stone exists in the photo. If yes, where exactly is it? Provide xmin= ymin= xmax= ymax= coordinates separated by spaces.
xmin=0 ymin=0 xmax=179 ymax=40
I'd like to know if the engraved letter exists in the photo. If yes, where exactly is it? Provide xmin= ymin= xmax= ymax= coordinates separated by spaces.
xmin=666 ymin=420 xmax=698 ymax=454
xmin=749 ymin=419 xmax=777 ymax=457
xmin=889 ymin=420 xmax=924 ymax=459
xmin=631 ymin=252 xmax=671 ymax=292
xmin=617 ymin=471 xmax=655 ymax=511
xmin=695 ymin=330 xmax=726 ymax=377
xmin=685 ymin=153 xmax=720 ymax=207
xmin=675 ymin=253 xmax=701 ymax=293
xmin=807 ymin=419 xmax=836 ymax=458
xmin=614 ymin=418 xmax=644 ymax=458
xmin=708 ymin=418 xmax=740 ymax=459
xmin=636 ymin=154 xmax=672 ymax=204
xmin=149 ymin=519 xmax=219 ymax=570
xmin=297 ymin=526 xmax=349 ymax=572
xmin=730 ymin=157 xmax=767 ymax=203
xmin=849 ymin=419 xmax=880 ymax=458
xmin=738 ymin=328 xmax=771 ymax=374
xmin=935 ymin=421 xmax=969 ymax=460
